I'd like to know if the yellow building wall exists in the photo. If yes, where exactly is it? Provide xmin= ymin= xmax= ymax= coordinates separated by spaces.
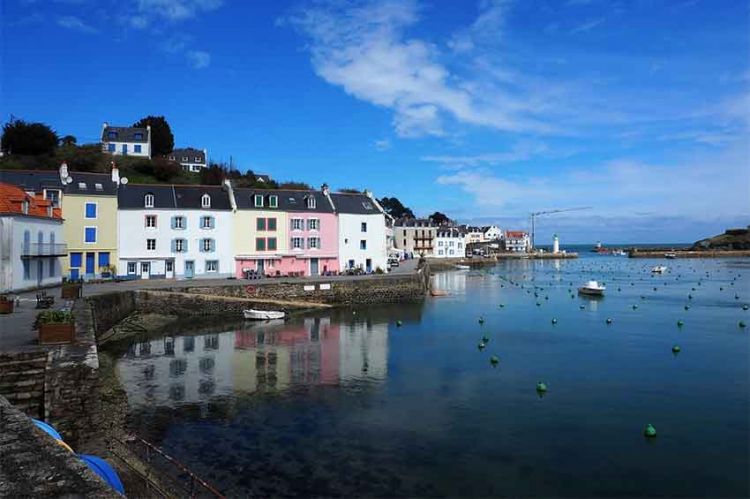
xmin=233 ymin=210 xmax=288 ymax=256
xmin=61 ymin=195 xmax=118 ymax=277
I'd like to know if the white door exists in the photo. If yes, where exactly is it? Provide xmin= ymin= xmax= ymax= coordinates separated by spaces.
xmin=140 ymin=262 xmax=150 ymax=280
xmin=165 ymin=260 xmax=174 ymax=279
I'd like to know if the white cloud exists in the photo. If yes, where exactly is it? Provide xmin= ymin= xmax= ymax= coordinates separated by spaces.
xmin=131 ymin=0 xmax=223 ymax=27
xmin=569 ymin=17 xmax=605 ymax=34
xmin=285 ymin=0 xmax=552 ymax=137
xmin=422 ymin=141 xmax=555 ymax=168
xmin=57 ymin=15 xmax=97 ymax=33
xmin=186 ymin=50 xmax=211 ymax=69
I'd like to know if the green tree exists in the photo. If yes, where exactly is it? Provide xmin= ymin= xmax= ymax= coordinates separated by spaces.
xmin=339 ymin=188 xmax=362 ymax=194
xmin=200 ymin=163 xmax=228 ymax=185
xmin=279 ymin=181 xmax=312 ymax=190
xmin=429 ymin=211 xmax=450 ymax=225
xmin=1 ymin=119 xmax=59 ymax=155
xmin=59 ymin=135 xmax=77 ymax=147
xmin=153 ymin=157 xmax=181 ymax=181
xmin=379 ymin=196 xmax=414 ymax=219
xmin=132 ymin=115 xmax=174 ymax=156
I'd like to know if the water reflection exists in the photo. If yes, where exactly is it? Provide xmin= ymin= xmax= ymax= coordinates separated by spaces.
xmin=117 ymin=315 xmax=389 ymax=408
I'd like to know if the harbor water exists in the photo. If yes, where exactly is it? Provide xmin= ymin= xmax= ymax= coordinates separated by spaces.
xmin=112 ymin=255 xmax=749 ymax=496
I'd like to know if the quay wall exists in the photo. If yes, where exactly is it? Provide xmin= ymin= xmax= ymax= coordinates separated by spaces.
xmin=629 ymin=250 xmax=750 ymax=258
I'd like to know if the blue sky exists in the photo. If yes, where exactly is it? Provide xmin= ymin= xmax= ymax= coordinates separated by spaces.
xmin=1 ymin=0 xmax=748 ymax=243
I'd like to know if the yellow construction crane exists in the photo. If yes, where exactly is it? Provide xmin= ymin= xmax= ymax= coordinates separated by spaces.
xmin=530 ymin=207 xmax=591 ymax=249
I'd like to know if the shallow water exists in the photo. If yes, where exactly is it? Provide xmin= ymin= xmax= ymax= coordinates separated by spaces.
xmin=114 ymin=256 xmax=749 ymax=497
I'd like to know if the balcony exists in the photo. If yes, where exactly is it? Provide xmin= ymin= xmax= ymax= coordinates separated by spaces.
xmin=21 ymin=243 xmax=68 ymax=258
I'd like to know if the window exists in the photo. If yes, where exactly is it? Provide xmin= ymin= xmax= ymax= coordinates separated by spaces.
xmin=144 ymin=193 xmax=154 ymax=208
xmin=194 ymin=156 xmax=201 ymax=162
xmin=257 ymin=218 xmax=266 ymax=231
xmin=107 ymin=143 xmax=115 ymax=152
xmin=78 ymin=182 xmax=87 ymax=190
xmin=98 ymin=252 xmax=110 ymax=267
xmin=145 ymin=215 xmax=157 ymax=228
xmin=292 ymin=237 xmax=304 ymax=249
xmin=146 ymin=239 xmax=156 ymax=251
xmin=201 ymin=216 xmax=214 ymax=229
xmin=172 ymin=216 xmax=185 ymax=229
xmin=202 ymin=239 xmax=214 ymax=252
xmin=95 ymin=183 xmax=103 ymax=191
xmin=360 ymin=240 xmax=367 ymax=250
xmin=254 ymin=194 xmax=264 ymax=207
xmin=85 ymin=227 xmax=97 ymax=243
xmin=267 ymin=218 xmax=277 ymax=231
xmin=134 ymin=132 xmax=143 ymax=140
xmin=174 ymin=239 xmax=186 ymax=253
xmin=308 ymin=237 xmax=320 ymax=249
xmin=45 ymin=189 xmax=60 ymax=207
xmin=182 ymin=156 xmax=189 ymax=162
xmin=206 ymin=260 xmax=218 ymax=272
xmin=438 ymin=249 xmax=444 ymax=256
xmin=306 ymin=196 xmax=316 ymax=209
xmin=23 ymin=260 xmax=30 ymax=280
xmin=291 ymin=218 xmax=303 ymax=230
xmin=267 ymin=238 xmax=277 ymax=251
xmin=122 ymin=144 xmax=128 ymax=154
xmin=308 ymin=218 xmax=319 ymax=230
xmin=438 ymin=241 xmax=444 ymax=247
xmin=449 ymin=241 xmax=455 ymax=247
xmin=269 ymin=195 xmax=278 ymax=208
xmin=49 ymin=258 xmax=56 ymax=277
xmin=201 ymin=194 xmax=211 ymax=208
xmin=256 ymin=238 xmax=266 ymax=251
xmin=127 ymin=262 xmax=136 ymax=274
xmin=134 ymin=144 xmax=142 ymax=153
xmin=348 ymin=259 xmax=355 ymax=269
xmin=107 ymin=131 xmax=117 ymax=139
xmin=70 ymin=252 xmax=82 ymax=268
xmin=21 ymin=200 xmax=29 ymax=214
xmin=361 ymin=222 xmax=367 ymax=232
xmin=362 ymin=201 xmax=373 ymax=210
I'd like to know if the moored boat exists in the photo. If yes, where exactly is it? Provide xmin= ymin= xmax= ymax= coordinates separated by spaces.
xmin=455 ymin=264 xmax=471 ymax=270
xmin=651 ymin=265 xmax=668 ymax=273
xmin=665 ymin=252 xmax=677 ymax=259
xmin=578 ymin=280 xmax=606 ymax=296
xmin=243 ymin=309 xmax=285 ymax=320
xmin=430 ymin=289 xmax=448 ymax=297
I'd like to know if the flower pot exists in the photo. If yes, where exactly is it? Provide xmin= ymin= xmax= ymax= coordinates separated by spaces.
xmin=61 ymin=283 xmax=82 ymax=300
xmin=38 ymin=323 xmax=75 ymax=344
xmin=0 ymin=300 xmax=13 ymax=314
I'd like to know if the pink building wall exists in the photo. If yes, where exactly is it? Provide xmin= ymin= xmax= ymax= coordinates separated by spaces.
xmin=234 ymin=212 xmax=339 ymax=277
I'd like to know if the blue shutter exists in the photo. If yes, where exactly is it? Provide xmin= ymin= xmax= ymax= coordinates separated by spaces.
xmin=171 ymin=217 xmax=176 ymax=229
xmin=210 ymin=239 xmax=216 ymax=252
xmin=184 ymin=239 xmax=189 ymax=253
xmin=209 ymin=216 xmax=215 ymax=229
xmin=171 ymin=239 xmax=176 ymax=253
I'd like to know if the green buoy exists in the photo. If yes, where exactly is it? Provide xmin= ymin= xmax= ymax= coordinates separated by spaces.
xmin=632 ymin=305 xmax=638 ymax=310
xmin=580 ymin=305 xmax=585 ymax=310
xmin=677 ymin=320 xmax=684 ymax=327
xmin=478 ymin=342 xmax=486 ymax=350
xmin=684 ymin=305 xmax=690 ymax=310
xmin=551 ymin=318 xmax=558 ymax=324
xmin=490 ymin=355 xmax=499 ymax=366
xmin=644 ymin=424 xmax=657 ymax=438
xmin=740 ymin=321 xmax=747 ymax=328
xmin=606 ymin=318 xmax=613 ymax=325
xmin=482 ymin=335 xmax=490 ymax=343
xmin=499 ymin=304 xmax=505 ymax=308
xmin=743 ymin=305 xmax=748 ymax=311
xmin=479 ymin=317 xmax=485 ymax=325
xmin=672 ymin=345 xmax=681 ymax=353
xmin=688 ymin=294 xmax=693 ymax=300
xmin=536 ymin=381 xmax=547 ymax=393
xmin=396 ymin=320 xmax=403 ymax=327
xmin=536 ymin=302 xmax=541 ymax=306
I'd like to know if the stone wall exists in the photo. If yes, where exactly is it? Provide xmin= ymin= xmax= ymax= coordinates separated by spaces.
xmin=0 ymin=396 xmax=118 ymax=498
xmin=172 ymin=267 xmax=430 ymax=306
xmin=86 ymin=291 xmax=137 ymax=337
xmin=0 ymin=350 xmax=48 ymax=420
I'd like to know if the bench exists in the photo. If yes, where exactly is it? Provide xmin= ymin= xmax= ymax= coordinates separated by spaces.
xmin=36 ymin=291 xmax=54 ymax=309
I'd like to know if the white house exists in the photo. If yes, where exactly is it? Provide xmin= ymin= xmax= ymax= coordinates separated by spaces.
xmin=168 ymin=147 xmax=207 ymax=172
xmin=332 ymin=191 xmax=388 ymax=273
xmin=117 ymin=184 xmax=235 ymax=279
xmin=0 ymin=183 xmax=65 ymax=292
xmin=483 ymin=225 xmax=502 ymax=241
xmin=434 ymin=228 xmax=465 ymax=258
xmin=504 ymin=230 xmax=530 ymax=253
xmin=101 ymin=123 xmax=151 ymax=158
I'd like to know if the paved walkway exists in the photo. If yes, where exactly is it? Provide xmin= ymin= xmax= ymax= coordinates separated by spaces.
xmin=0 ymin=259 xmax=421 ymax=351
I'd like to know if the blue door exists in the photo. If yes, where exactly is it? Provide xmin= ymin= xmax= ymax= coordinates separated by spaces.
xmin=121 ymin=144 xmax=128 ymax=155
xmin=70 ymin=269 xmax=80 ymax=281
xmin=185 ymin=261 xmax=194 ymax=278
xmin=85 ymin=252 xmax=95 ymax=276
xmin=310 ymin=258 xmax=319 ymax=276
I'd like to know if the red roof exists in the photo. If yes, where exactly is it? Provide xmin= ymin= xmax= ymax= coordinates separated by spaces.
xmin=0 ymin=182 xmax=62 ymax=219
xmin=505 ymin=230 xmax=527 ymax=238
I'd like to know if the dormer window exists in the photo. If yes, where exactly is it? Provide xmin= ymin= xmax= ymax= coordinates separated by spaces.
xmin=21 ymin=200 xmax=29 ymax=214
xmin=306 ymin=196 xmax=316 ymax=209
xmin=362 ymin=201 xmax=373 ymax=210
xmin=182 ymin=156 xmax=189 ymax=162
xmin=254 ymin=194 xmax=264 ymax=207
xmin=95 ymin=183 xmax=103 ymax=191
xmin=78 ymin=182 xmax=87 ymax=190
xmin=201 ymin=194 xmax=211 ymax=208
xmin=194 ymin=156 xmax=201 ymax=162
xmin=134 ymin=132 xmax=143 ymax=140
xmin=144 ymin=193 xmax=155 ymax=208
xmin=269 ymin=195 xmax=278 ymax=208
xmin=107 ymin=131 xmax=117 ymax=139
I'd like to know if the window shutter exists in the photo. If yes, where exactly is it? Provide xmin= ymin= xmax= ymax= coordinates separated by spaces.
xmin=171 ymin=239 xmax=176 ymax=253
xmin=210 ymin=239 xmax=216 ymax=252
xmin=171 ymin=216 xmax=176 ymax=229
xmin=184 ymin=239 xmax=189 ymax=252
xmin=209 ymin=216 xmax=215 ymax=229
xmin=199 ymin=239 xmax=204 ymax=253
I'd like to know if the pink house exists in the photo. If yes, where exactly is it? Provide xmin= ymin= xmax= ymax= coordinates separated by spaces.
xmin=233 ymin=186 xmax=338 ymax=277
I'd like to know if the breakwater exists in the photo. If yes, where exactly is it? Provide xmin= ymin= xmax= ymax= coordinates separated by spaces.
xmin=628 ymin=249 xmax=750 ymax=258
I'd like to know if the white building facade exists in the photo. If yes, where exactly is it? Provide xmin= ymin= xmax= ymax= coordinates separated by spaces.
xmin=117 ymin=184 xmax=235 ymax=279
xmin=101 ymin=123 xmax=151 ymax=158
xmin=483 ymin=225 xmax=502 ymax=241
xmin=332 ymin=192 xmax=389 ymax=272
xmin=434 ymin=228 xmax=465 ymax=258
xmin=168 ymin=148 xmax=207 ymax=172
xmin=504 ymin=230 xmax=530 ymax=253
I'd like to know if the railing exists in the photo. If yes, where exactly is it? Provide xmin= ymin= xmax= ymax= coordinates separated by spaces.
xmin=21 ymin=243 xmax=67 ymax=257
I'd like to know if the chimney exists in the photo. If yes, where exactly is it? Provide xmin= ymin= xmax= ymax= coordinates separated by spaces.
xmin=223 ymin=178 xmax=238 ymax=212
xmin=111 ymin=161 xmax=120 ymax=184
xmin=321 ymin=183 xmax=329 ymax=196
xmin=59 ymin=162 xmax=69 ymax=185
xmin=47 ymin=204 xmax=53 ymax=217
xmin=102 ymin=122 xmax=108 ymax=130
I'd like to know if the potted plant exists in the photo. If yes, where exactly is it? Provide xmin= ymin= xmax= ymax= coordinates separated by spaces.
xmin=0 ymin=294 xmax=14 ymax=314
xmin=61 ymin=278 xmax=83 ymax=299
xmin=37 ymin=310 xmax=76 ymax=344
xmin=99 ymin=264 xmax=116 ymax=279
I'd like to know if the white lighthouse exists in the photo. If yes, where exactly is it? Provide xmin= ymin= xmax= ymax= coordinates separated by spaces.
xmin=553 ymin=234 xmax=560 ymax=254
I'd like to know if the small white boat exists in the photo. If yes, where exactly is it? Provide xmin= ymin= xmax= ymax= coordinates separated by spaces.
xmin=578 ymin=280 xmax=606 ymax=296
xmin=665 ymin=252 xmax=677 ymax=259
xmin=612 ymin=249 xmax=627 ymax=256
xmin=455 ymin=265 xmax=471 ymax=270
xmin=651 ymin=265 xmax=668 ymax=273
xmin=243 ymin=309 xmax=285 ymax=320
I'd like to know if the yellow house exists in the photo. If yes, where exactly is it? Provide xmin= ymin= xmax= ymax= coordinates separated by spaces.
xmin=233 ymin=188 xmax=288 ymax=277
xmin=60 ymin=171 xmax=119 ymax=279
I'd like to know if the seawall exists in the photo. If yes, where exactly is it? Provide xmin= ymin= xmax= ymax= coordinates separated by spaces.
xmin=629 ymin=249 xmax=750 ymax=258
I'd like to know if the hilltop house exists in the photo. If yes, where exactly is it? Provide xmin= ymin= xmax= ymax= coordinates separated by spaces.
xmin=332 ymin=190 xmax=388 ymax=272
xmin=168 ymin=148 xmax=207 ymax=172
xmin=101 ymin=123 xmax=151 ymax=158
xmin=117 ymin=183 xmax=234 ymax=279
xmin=0 ymin=183 xmax=65 ymax=292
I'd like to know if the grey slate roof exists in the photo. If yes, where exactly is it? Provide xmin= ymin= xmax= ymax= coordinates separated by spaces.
xmin=0 ymin=170 xmax=117 ymax=196
xmin=234 ymin=188 xmax=334 ymax=213
xmin=118 ymin=184 xmax=232 ymax=210
xmin=330 ymin=193 xmax=383 ymax=215
xmin=168 ymin=148 xmax=206 ymax=164
xmin=102 ymin=126 xmax=149 ymax=143
xmin=394 ymin=217 xmax=435 ymax=227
